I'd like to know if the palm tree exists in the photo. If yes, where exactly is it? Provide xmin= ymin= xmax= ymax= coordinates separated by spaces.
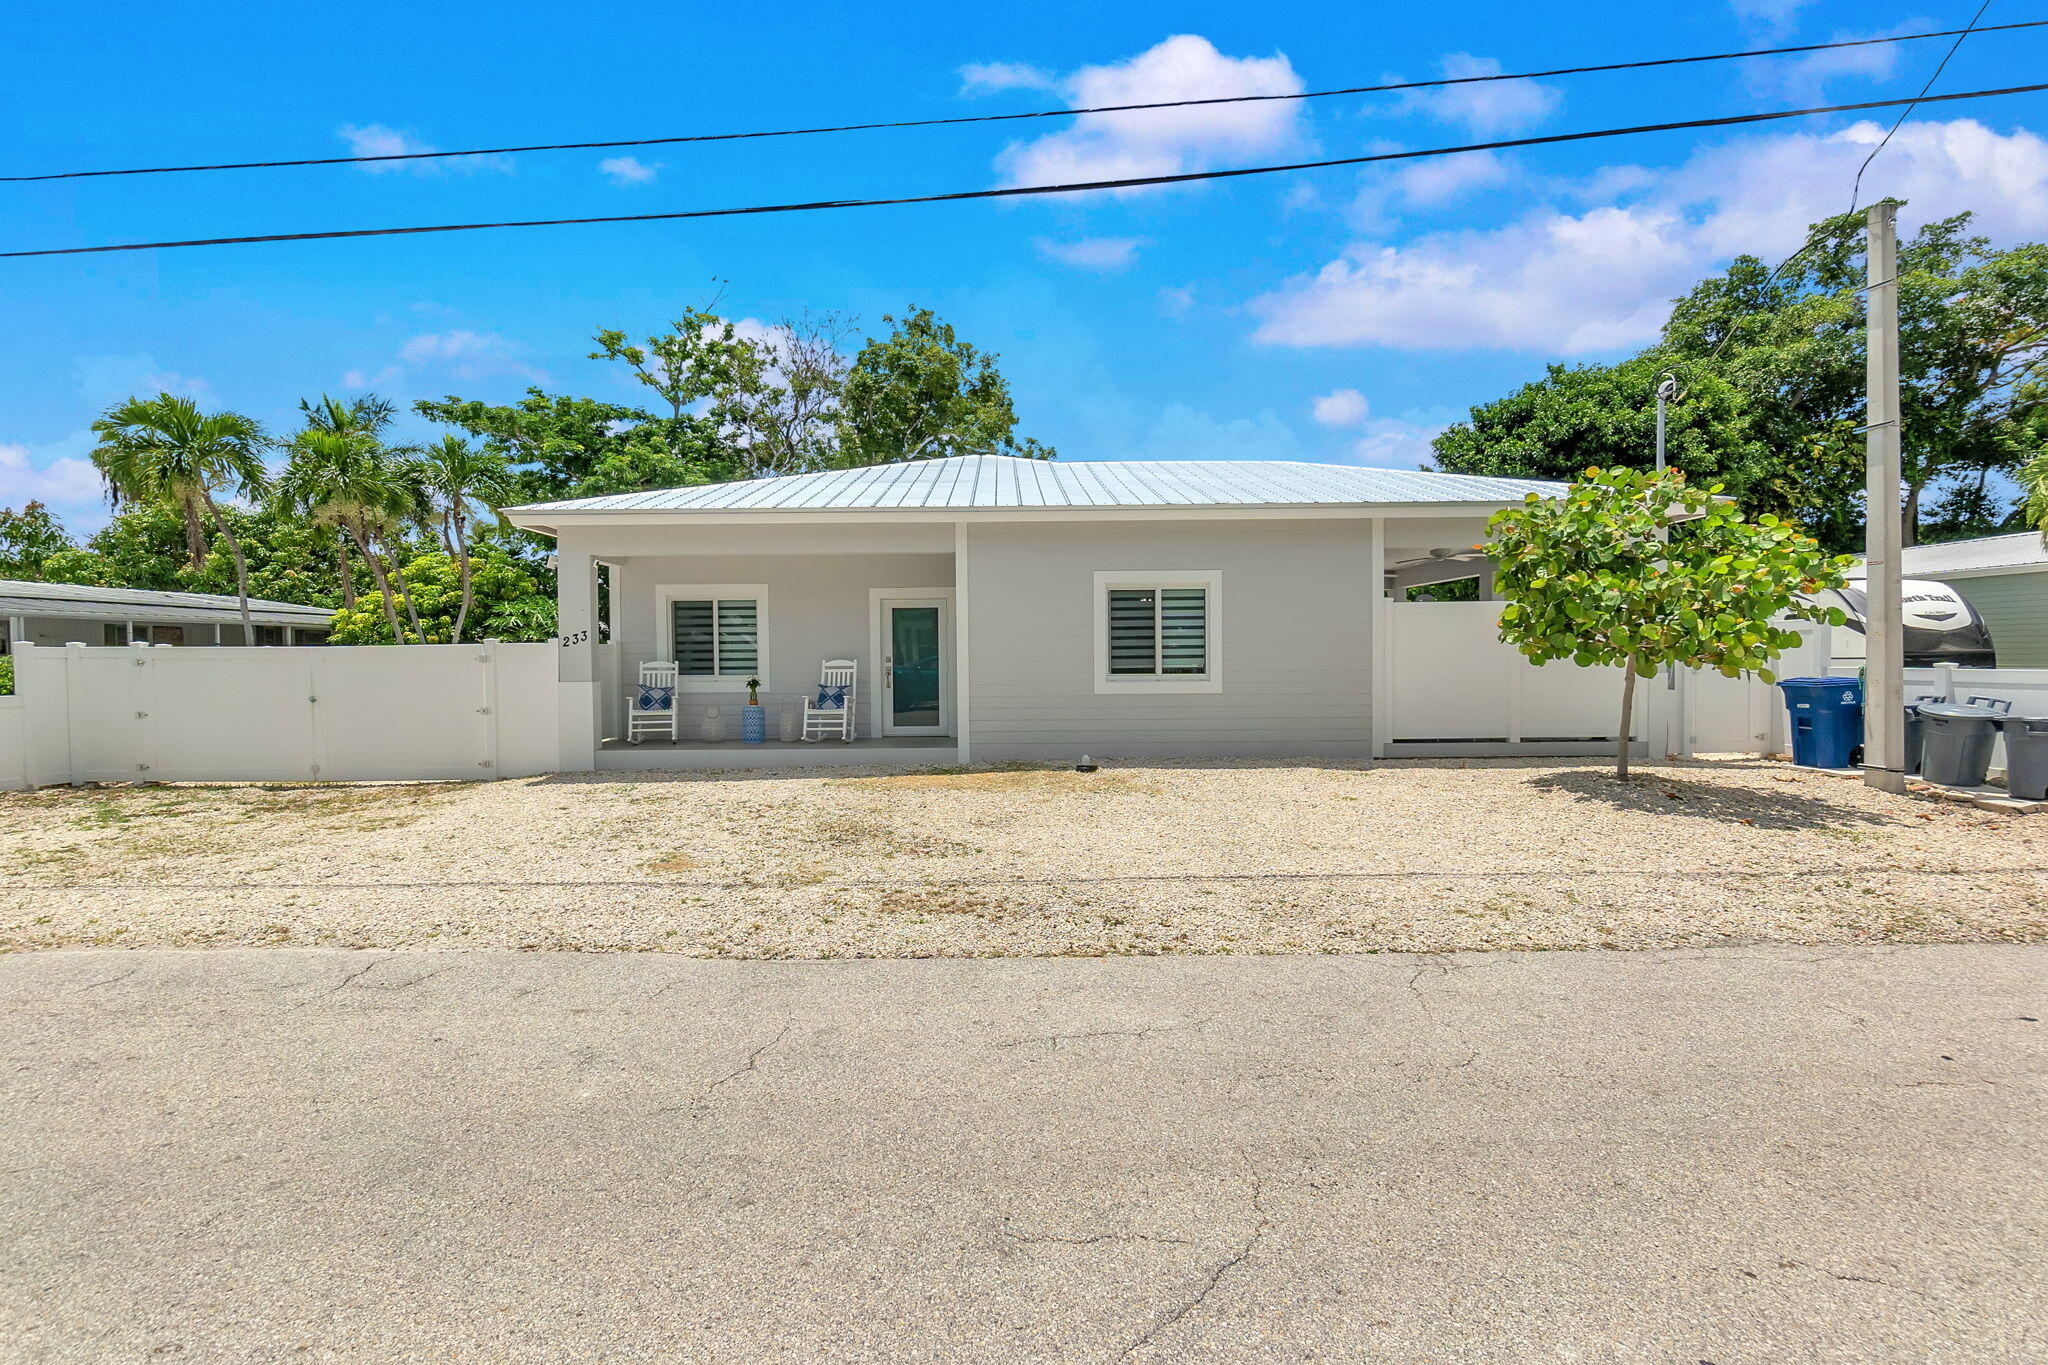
xmin=416 ymin=435 xmax=514 ymax=642
xmin=90 ymin=394 xmax=271 ymax=644
xmin=282 ymin=393 xmax=442 ymax=644
xmin=2022 ymin=449 xmax=2048 ymax=547
xmin=275 ymin=425 xmax=414 ymax=644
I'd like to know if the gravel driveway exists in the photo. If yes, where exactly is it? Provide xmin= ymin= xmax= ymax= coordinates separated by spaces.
xmin=2 ymin=758 xmax=2043 ymax=957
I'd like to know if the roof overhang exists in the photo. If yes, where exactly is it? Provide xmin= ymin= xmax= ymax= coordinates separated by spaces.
xmin=501 ymin=500 xmax=1549 ymax=538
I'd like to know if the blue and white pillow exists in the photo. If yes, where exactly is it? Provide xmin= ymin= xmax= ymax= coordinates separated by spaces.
xmin=635 ymin=683 xmax=675 ymax=711
xmin=814 ymin=684 xmax=849 ymax=711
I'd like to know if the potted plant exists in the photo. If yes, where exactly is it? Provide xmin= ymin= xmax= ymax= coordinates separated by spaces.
xmin=742 ymin=677 xmax=766 ymax=743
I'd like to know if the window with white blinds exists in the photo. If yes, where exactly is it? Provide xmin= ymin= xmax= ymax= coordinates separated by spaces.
xmin=657 ymin=584 xmax=769 ymax=688
xmin=1094 ymin=572 xmax=1222 ymax=693
xmin=1107 ymin=588 xmax=1208 ymax=676
xmin=672 ymin=599 xmax=758 ymax=675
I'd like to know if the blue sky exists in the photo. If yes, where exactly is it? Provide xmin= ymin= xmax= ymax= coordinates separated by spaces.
xmin=6 ymin=0 xmax=2047 ymax=532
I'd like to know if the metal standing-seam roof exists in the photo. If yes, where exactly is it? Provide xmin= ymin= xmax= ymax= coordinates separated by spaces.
xmin=0 ymin=578 xmax=334 ymax=627
xmin=504 ymin=454 xmax=1566 ymax=517
xmin=1890 ymin=532 xmax=2048 ymax=578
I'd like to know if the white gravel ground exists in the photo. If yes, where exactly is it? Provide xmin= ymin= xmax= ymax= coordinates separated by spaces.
xmin=2 ymin=758 xmax=2043 ymax=957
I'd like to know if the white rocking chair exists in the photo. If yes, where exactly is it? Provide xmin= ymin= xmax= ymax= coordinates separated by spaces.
xmin=628 ymin=661 xmax=679 ymax=744
xmin=802 ymin=659 xmax=858 ymax=742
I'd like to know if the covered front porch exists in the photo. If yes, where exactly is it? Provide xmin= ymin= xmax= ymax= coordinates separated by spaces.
xmin=554 ymin=520 xmax=962 ymax=770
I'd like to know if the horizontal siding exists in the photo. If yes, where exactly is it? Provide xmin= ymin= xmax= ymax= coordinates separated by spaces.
xmin=964 ymin=520 xmax=1375 ymax=760
xmin=1943 ymin=572 xmax=2048 ymax=669
xmin=607 ymin=551 xmax=953 ymax=718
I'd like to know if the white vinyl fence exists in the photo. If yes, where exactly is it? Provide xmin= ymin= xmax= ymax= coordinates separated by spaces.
xmin=1828 ymin=662 xmax=2048 ymax=776
xmin=1383 ymin=601 xmax=1652 ymax=754
xmin=2 ymin=642 xmax=561 ymax=788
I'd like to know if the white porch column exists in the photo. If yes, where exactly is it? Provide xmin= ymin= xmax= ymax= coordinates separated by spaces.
xmin=556 ymin=547 xmax=600 ymax=771
xmin=954 ymin=522 xmax=972 ymax=763
xmin=1368 ymin=517 xmax=1388 ymax=759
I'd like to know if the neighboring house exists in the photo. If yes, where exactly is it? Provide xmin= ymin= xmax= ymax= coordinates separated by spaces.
xmin=0 ymin=579 xmax=334 ymax=652
xmin=502 ymin=454 xmax=1561 ymax=767
xmin=1890 ymin=533 xmax=2048 ymax=668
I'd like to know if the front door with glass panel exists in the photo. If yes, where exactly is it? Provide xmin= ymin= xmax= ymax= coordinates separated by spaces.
xmin=881 ymin=599 xmax=947 ymax=735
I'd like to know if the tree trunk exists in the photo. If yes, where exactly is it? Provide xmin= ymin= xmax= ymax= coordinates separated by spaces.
xmin=198 ymin=490 xmax=257 ymax=645
xmin=1616 ymin=658 xmax=1639 ymax=782
xmin=451 ymin=509 xmax=475 ymax=645
xmin=179 ymin=496 xmax=209 ymax=570
xmin=335 ymin=529 xmax=356 ymax=609
xmin=381 ymin=535 xmax=429 ymax=643
xmin=1903 ymin=480 xmax=1927 ymax=547
xmin=349 ymin=522 xmax=408 ymax=644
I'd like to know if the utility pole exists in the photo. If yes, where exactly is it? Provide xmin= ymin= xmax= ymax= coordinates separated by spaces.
xmin=1863 ymin=201 xmax=1907 ymax=794
xmin=1654 ymin=373 xmax=1676 ymax=473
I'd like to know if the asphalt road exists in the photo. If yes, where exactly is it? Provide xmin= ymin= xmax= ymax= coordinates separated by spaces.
xmin=3 ymin=945 xmax=2042 ymax=1363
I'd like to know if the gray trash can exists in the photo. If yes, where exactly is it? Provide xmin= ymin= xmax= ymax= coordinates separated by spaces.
xmin=1902 ymin=704 xmax=1927 ymax=776
xmin=1999 ymin=715 xmax=2048 ymax=801
xmin=1916 ymin=703 xmax=2002 ymax=788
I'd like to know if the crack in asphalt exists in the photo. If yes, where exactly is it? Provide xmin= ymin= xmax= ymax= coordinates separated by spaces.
xmin=992 ymin=1018 xmax=1212 ymax=1054
xmin=71 ymin=969 xmax=140 ymax=992
xmin=1004 ymin=1229 xmax=1194 ymax=1249
xmin=1113 ymin=1168 xmax=1269 ymax=1363
xmin=651 ymin=1022 xmax=793 ymax=1118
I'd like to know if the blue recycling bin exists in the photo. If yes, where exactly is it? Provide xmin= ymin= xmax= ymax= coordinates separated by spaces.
xmin=1778 ymin=677 xmax=1864 ymax=769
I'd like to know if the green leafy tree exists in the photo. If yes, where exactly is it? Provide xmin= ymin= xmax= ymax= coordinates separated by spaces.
xmin=36 ymin=501 xmax=358 ymax=608
xmin=0 ymin=501 xmax=76 ymax=578
xmin=2021 ymin=447 xmax=2048 ymax=544
xmin=1489 ymin=467 xmax=1851 ymax=780
xmin=325 ymin=549 xmax=555 ymax=645
xmin=839 ymin=308 xmax=1054 ymax=464
xmin=1438 ymin=206 xmax=2048 ymax=550
xmin=415 ymin=389 xmax=725 ymax=501
xmin=1430 ymin=354 xmax=1771 ymax=503
xmin=88 ymin=394 xmax=272 ymax=643
xmin=1663 ymin=206 xmax=2048 ymax=545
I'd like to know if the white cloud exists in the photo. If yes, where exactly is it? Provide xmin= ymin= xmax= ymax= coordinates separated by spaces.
xmin=344 ymin=329 xmax=545 ymax=390
xmin=337 ymin=123 xmax=511 ymax=176
xmin=0 ymin=437 xmax=102 ymax=512
xmin=1034 ymin=236 xmax=1146 ymax=271
xmin=993 ymin=35 xmax=1305 ymax=191
xmin=1401 ymin=54 xmax=1560 ymax=136
xmin=1129 ymin=403 xmax=1303 ymax=461
xmin=959 ymin=61 xmax=1056 ymax=96
xmin=599 ymin=155 xmax=660 ymax=185
xmin=73 ymin=354 xmax=211 ymax=408
xmin=1348 ymin=412 xmax=1454 ymax=469
xmin=1730 ymin=0 xmax=1815 ymax=34
xmin=1749 ymin=27 xmax=1901 ymax=102
xmin=1393 ymin=149 xmax=1512 ymax=205
xmin=1311 ymin=388 xmax=1370 ymax=426
xmin=1157 ymin=284 xmax=1197 ymax=316
xmin=1252 ymin=118 xmax=2048 ymax=356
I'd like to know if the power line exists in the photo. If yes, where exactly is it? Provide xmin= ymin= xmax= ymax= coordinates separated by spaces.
xmin=7 ymin=20 xmax=2046 ymax=184
xmin=1678 ymin=2 xmax=1998 ymax=386
xmin=1850 ymin=0 xmax=1995 ymax=212
xmin=6 ymin=80 xmax=2044 ymax=260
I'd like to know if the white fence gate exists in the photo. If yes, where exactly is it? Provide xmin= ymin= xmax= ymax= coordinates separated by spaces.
xmin=3 ymin=642 xmax=561 ymax=788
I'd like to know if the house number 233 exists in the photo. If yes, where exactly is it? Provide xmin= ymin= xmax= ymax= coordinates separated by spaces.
xmin=559 ymin=630 xmax=590 ymax=647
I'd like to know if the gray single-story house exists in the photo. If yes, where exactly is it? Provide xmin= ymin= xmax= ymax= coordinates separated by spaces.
xmin=1894 ymin=532 xmax=2048 ymax=668
xmin=504 ymin=454 xmax=1565 ymax=769
xmin=1 ymin=579 xmax=333 ymax=652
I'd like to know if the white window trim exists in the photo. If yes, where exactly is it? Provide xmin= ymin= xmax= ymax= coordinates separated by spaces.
xmin=1093 ymin=570 xmax=1222 ymax=695
xmin=653 ymin=583 xmax=769 ymax=693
